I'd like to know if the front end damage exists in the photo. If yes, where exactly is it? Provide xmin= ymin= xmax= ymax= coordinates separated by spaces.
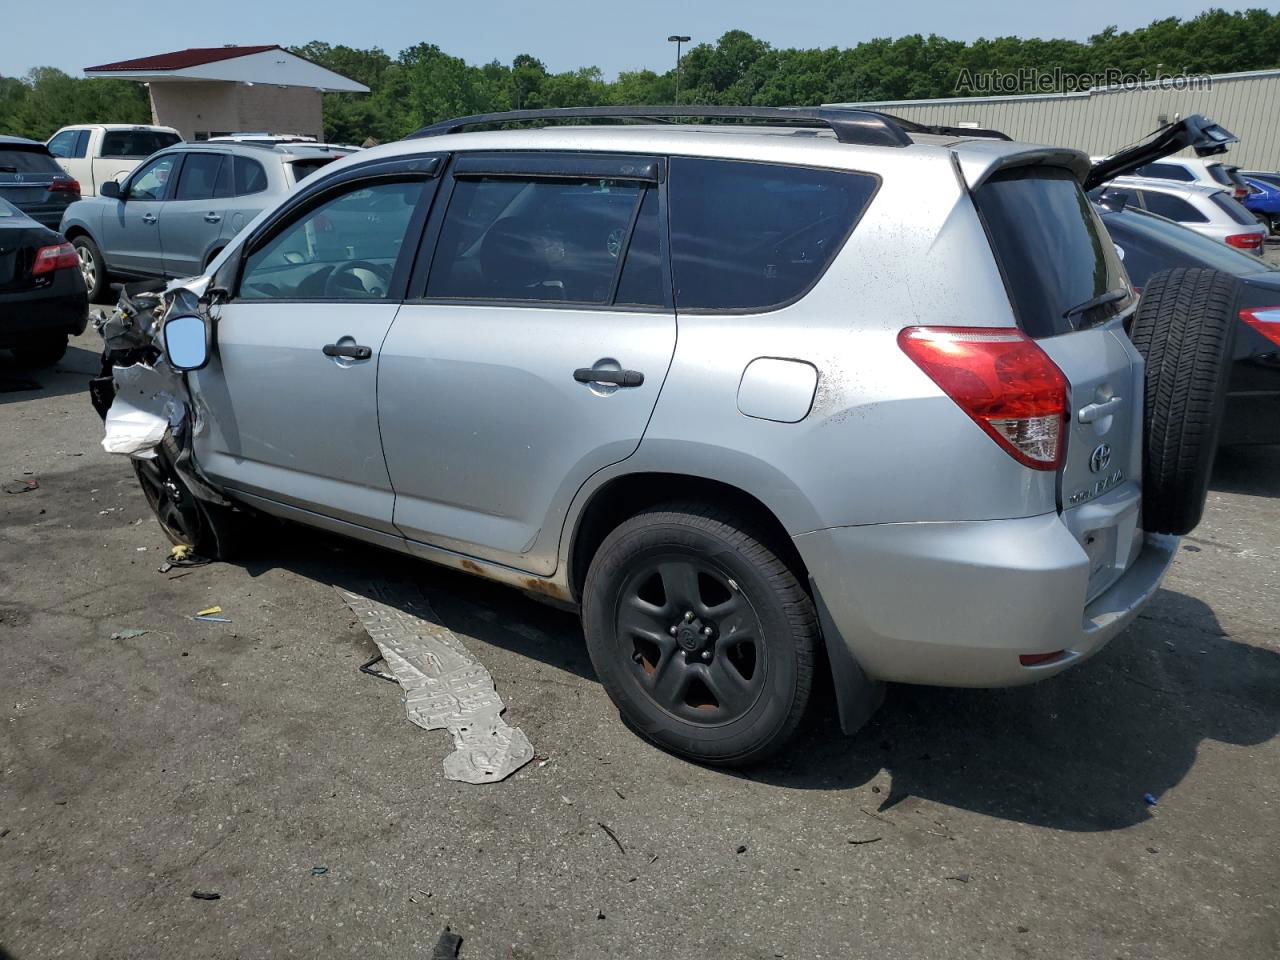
xmin=91 ymin=279 xmax=231 ymax=513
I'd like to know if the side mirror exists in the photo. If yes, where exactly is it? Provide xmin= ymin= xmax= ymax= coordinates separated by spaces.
xmin=163 ymin=313 xmax=209 ymax=371
xmin=100 ymin=180 xmax=122 ymax=200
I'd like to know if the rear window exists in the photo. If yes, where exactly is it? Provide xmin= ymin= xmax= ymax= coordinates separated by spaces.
xmin=101 ymin=130 xmax=182 ymax=158
xmin=667 ymin=157 xmax=876 ymax=312
xmin=974 ymin=166 xmax=1129 ymax=338
xmin=0 ymin=145 xmax=63 ymax=176
xmin=289 ymin=158 xmax=337 ymax=183
xmin=1210 ymin=192 xmax=1257 ymax=225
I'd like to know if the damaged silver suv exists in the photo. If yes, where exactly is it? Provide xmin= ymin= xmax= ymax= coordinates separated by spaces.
xmin=96 ymin=107 xmax=1239 ymax=766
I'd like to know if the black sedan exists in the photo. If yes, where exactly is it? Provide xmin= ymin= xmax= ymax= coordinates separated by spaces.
xmin=0 ymin=135 xmax=81 ymax=230
xmin=0 ymin=197 xmax=88 ymax=367
xmin=1100 ymin=200 xmax=1280 ymax=446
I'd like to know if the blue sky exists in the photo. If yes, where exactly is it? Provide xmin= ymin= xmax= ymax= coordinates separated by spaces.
xmin=2 ymin=0 xmax=1269 ymax=79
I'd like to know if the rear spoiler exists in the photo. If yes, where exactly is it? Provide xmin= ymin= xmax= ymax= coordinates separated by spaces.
xmin=1083 ymin=114 xmax=1238 ymax=192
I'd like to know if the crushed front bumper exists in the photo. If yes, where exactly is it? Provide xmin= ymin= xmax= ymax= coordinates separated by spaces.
xmin=797 ymin=512 xmax=1176 ymax=688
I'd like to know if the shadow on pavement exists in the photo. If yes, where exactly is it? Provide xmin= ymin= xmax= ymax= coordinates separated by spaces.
xmin=1210 ymin=443 xmax=1280 ymax=498
xmin=236 ymin=518 xmax=1279 ymax=832
xmin=0 ymin=345 xmax=100 ymax=407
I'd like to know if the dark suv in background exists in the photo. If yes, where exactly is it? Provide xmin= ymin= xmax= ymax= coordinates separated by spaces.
xmin=0 ymin=136 xmax=81 ymax=229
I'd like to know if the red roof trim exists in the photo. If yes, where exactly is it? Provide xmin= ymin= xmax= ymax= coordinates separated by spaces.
xmin=86 ymin=45 xmax=283 ymax=73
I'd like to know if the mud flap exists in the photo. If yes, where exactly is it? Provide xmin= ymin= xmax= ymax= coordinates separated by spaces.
xmin=810 ymin=576 xmax=886 ymax=736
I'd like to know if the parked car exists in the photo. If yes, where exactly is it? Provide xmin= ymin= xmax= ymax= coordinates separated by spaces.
xmin=1096 ymin=198 xmax=1280 ymax=446
xmin=1239 ymin=172 xmax=1280 ymax=234
xmin=100 ymin=106 xmax=1236 ymax=765
xmin=0 ymin=197 xmax=88 ymax=366
xmin=1130 ymin=155 xmax=1250 ymax=200
xmin=45 ymin=124 xmax=182 ymax=197
xmin=60 ymin=141 xmax=352 ymax=301
xmin=0 ymin=136 xmax=81 ymax=230
xmin=1091 ymin=176 xmax=1266 ymax=253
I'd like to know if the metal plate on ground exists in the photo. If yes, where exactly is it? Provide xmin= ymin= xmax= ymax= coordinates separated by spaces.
xmin=338 ymin=584 xmax=534 ymax=784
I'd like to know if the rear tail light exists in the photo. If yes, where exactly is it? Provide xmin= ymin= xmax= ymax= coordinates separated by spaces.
xmin=1234 ymin=187 xmax=1249 ymax=200
xmin=48 ymin=178 xmax=81 ymax=199
xmin=1225 ymin=232 xmax=1264 ymax=251
xmin=1240 ymin=307 xmax=1280 ymax=348
xmin=898 ymin=326 xmax=1068 ymax=470
xmin=32 ymin=242 xmax=79 ymax=276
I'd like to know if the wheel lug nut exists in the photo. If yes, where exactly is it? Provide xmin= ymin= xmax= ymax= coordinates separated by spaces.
xmin=684 ymin=611 xmax=694 ymax=621
xmin=669 ymin=626 xmax=678 ymax=636
xmin=702 ymin=626 xmax=713 ymax=636
xmin=701 ymin=650 xmax=712 ymax=661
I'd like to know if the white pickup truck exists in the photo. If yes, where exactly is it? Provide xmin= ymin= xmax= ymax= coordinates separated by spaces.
xmin=45 ymin=125 xmax=183 ymax=197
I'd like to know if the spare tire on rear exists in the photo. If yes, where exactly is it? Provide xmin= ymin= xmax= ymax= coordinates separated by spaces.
xmin=1127 ymin=267 xmax=1238 ymax=536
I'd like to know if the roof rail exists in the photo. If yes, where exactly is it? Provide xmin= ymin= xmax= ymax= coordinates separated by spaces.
xmin=877 ymin=112 xmax=1012 ymax=142
xmin=406 ymin=105 xmax=917 ymax=148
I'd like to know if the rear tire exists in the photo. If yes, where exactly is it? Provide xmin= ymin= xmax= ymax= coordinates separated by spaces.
xmin=72 ymin=235 xmax=108 ymax=303
xmin=1128 ymin=268 xmax=1238 ymax=536
xmin=581 ymin=503 xmax=817 ymax=766
xmin=13 ymin=333 xmax=68 ymax=368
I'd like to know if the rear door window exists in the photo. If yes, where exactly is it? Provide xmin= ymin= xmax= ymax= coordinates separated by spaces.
xmin=667 ymin=158 xmax=875 ymax=311
xmin=974 ymin=166 xmax=1130 ymax=337
xmin=101 ymin=130 xmax=182 ymax=158
xmin=174 ymin=153 xmax=224 ymax=201
xmin=1139 ymin=191 xmax=1207 ymax=223
xmin=426 ymin=175 xmax=661 ymax=305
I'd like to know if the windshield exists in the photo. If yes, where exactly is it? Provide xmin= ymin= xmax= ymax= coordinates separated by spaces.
xmin=975 ymin=166 xmax=1130 ymax=337
xmin=1102 ymin=205 xmax=1274 ymax=287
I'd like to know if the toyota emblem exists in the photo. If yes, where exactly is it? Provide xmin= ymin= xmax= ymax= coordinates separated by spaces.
xmin=1089 ymin=443 xmax=1112 ymax=474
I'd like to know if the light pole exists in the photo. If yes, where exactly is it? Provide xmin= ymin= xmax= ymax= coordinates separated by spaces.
xmin=668 ymin=35 xmax=691 ymax=104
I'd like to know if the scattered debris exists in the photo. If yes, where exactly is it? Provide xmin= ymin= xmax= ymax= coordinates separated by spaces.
xmin=3 ymin=479 xmax=38 ymax=494
xmin=945 ymin=873 xmax=972 ymax=883
xmin=648 ymin=854 xmax=659 ymax=865
xmin=736 ymin=844 xmax=748 ymax=854
xmin=339 ymin=585 xmax=534 ymax=784
xmin=1017 ymin=926 xmax=1030 ymax=934
xmin=596 ymin=910 xmax=606 ymax=920
xmin=160 ymin=545 xmax=211 ymax=574
xmin=534 ymin=755 xmax=551 ymax=768
xmin=359 ymin=653 xmax=398 ymax=684
xmin=598 ymin=822 xmax=626 ymax=855
xmin=110 ymin=629 xmax=149 ymax=641
xmin=614 ymin=787 xmax=625 ymax=800
xmin=193 ymin=605 xmax=232 ymax=623
xmin=431 ymin=928 xmax=463 ymax=960
xmin=847 ymin=836 xmax=882 ymax=846
xmin=310 ymin=866 xmax=329 ymax=876
xmin=1146 ymin=846 xmax=1160 ymax=854
xmin=190 ymin=890 xmax=221 ymax=901
xmin=1143 ymin=793 xmax=1159 ymax=807
xmin=196 ymin=606 xmax=222 ymax=617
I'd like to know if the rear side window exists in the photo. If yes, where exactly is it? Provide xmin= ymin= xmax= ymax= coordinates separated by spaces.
xmin=233 ymin=157 xmax=268 ymax=196
xmin=101 ymin=130 xmax=182 ymax=158
xmin=426 ymin=176 xmax=662 ymax=305
xmin=289 ymin=158 xmax=337 ymax=184
xmin=1210 ymin=192 xmax=1257 ymax=225
xmin=47 ymin=130 xmax=78 ymax=158
xmin=174 ymin=153 xmax=224 ymax=201
xmin=0 ymin=146 xmax=63 ymax=176
xmin=1134 ymin=162 xmax=1194 ymax=182
xmin=668 ymin=158 xmax=875 ymax=311
xmin=974 ymin=166 xmax=1129 ymax=338
xmin=1207 ymin=164 xmax=1233 ymax=186
xmin=1140 ymin=191 xmax=1208 ymax=223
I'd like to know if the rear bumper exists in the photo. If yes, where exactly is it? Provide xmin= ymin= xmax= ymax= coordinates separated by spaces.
xmin=0 ymin=281 xmax=89 ymax=345
xmin=797 ymin=513 xmax=1176 ymax=688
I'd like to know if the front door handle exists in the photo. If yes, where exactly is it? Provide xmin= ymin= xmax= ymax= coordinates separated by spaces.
xmin=204 ymin=213 xmax=222 ymax=224
xmin=323 ymin=343 xmax=372 ymax=361
xmin=574 ymin=367 xmax=644 ymax=387
xmin=1079 ymin=396 xmax=1123 ymax=423
xmin=142 ymin=213 xmax=157 ymax=224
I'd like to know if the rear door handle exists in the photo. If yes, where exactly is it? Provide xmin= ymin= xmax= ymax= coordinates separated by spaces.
xmin=574 ymin=367 xmax=644 ymax=387
xmin=142 ymin=213 xmax=157 ymax=224
xmin=323 ymin=343 xmax=372 ymax=360
xmin=204 ymin=213 xmax=222 ymax=223
xmin=1078 ymin=396 xmax=1123 ymax=423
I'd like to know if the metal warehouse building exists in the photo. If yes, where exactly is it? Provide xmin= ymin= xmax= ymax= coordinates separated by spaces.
xmin=832 ymin=69 xmax=1280 ymax=168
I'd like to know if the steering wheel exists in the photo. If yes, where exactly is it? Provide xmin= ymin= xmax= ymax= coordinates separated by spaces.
xmin=324 ymin=260 xmax=393 ymax=298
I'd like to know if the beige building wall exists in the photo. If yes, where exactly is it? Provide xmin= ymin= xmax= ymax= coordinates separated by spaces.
xmin=840 ymin=71 xmax=1280 ymax=169
xmin=148 ymin=82 xmax=324 ymax=140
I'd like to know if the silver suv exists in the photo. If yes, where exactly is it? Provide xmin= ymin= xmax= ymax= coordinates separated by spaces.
xmin=107 ymin=106 xmax=1231 ymax=766
xmin=59 ymin=141 xmax=351 ymax=302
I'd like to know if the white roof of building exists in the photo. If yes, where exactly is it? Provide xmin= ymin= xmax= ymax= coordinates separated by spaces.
xmin=84 ymin=45 xmax=367 ymax=93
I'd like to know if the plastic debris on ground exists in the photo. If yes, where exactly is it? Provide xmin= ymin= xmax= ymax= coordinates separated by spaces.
xmin=431 ymin=928 xmax=463 ymax=959
xmin=192 ymin=605 xmax=232 ymax=623
xmin=3 ymin=479 xmax=38 ymax=494
xmin=110 ymin=629 xmax=149 ymax=641
xmin=1144 ymin=793 xmax=1159 ymax=806
xmin=338 ymin=584 xmax=534 ymax=784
